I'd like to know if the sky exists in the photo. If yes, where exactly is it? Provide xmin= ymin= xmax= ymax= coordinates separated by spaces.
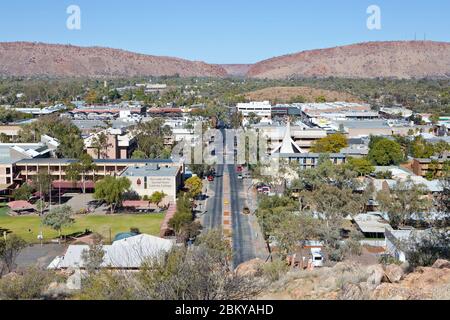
xmin=0 ymin=0 xmax=449 ymax=64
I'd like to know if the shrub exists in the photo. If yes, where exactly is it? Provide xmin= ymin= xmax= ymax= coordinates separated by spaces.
xmin=262 ymin=260 xmax=289 ymax=282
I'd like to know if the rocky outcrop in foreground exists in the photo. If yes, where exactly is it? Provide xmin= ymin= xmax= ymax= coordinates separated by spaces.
xmin=256 ymin=259 xmax=450 ymax=300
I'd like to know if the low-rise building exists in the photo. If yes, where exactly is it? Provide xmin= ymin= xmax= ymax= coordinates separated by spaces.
xmin=385 ymin=228 xmax=434 ymax=262
xmin=253 ymin=121 xmax=328 ymax=153
xmin=120 ymin=164 xmax=183 ymax=201
xmin=300 ymin=102 xmax=376 ymax=125
xmin=48 ymin=234 xmax=174 ymax=271
xmin=69 ymin=103 xmax=145 ymax=120
xmin=84 ymin=128 xmax=136 ymax=160
xmin=411 ymin=153 xmax=450 ymax=178
xmin=237 ymin=101 xmax=272 ymax=123
xmin=380 ymin=107 xmax=414 ymax=120
xmin=0 ymin=135 xmax=59 ymax=188
xmin=13 ymin=158 xmax=183 ymax=193
xmin=353 ymin=212 xmax=393 ymax=239
xmin=5 ymin=104 xmax=67 ymax=117
xmin=0 ymin=125 xmax=22 ymax=141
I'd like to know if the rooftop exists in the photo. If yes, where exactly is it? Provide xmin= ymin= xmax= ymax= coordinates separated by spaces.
xmin=16 ymin=158 xmax=174 ymax=165
xmin=354 ymin=212 xmax=393 ymax=234
xmin=121 ymin=164 xmax=179 ymax=177
xmin=48 ymin=234 xmax=174 ymax=270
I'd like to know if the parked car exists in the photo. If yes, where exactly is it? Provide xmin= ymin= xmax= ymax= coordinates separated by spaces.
xmin=237 ymin=174 xmax=243 ymax=180
xmin=243 ymin=207 xmax=251 ymax=215
xmin=208 ymin=175 xmax=215 ymax=182
xmin=236 ymin=166 xmax=243 ymax=173
xmin=310 ymin=248 xmax=324 ymax=268
xmin=257 ymin=185 xmax=271 ymax=194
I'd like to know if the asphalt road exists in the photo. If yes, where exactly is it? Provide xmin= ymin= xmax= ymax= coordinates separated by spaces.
xmin=203 ymin=164 xmax=224 ymax=230
xmin=227 ymin=164 xmax=255 ymax=268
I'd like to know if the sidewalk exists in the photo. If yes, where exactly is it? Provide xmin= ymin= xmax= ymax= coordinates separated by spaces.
xmin=243 ymin=178 xmax=269 ymax=261
xmin=197 ymin=180 xmax=210 ymax=225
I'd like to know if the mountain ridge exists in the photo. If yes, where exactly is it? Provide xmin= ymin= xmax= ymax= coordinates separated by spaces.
xmin=246 ymin=41 xmax=450 ymax=79
xmin=0 ymin=41 xmax=227 ymax=78
xmin=1 ymin=41 xmax=450 ymax=79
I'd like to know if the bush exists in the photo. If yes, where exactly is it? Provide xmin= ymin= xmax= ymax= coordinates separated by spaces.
xmin=262 ymin=260 xmax=289 ymax=282
xmin=0 ymin=267 xmax=54 ymax=300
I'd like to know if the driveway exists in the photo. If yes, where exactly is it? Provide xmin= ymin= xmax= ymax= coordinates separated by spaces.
xmin=15 ymin=244 xmax=67 ymax=270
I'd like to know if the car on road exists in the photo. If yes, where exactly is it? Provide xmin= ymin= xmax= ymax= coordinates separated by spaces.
xmin=243 ymin=172 xmax=251 ymax=179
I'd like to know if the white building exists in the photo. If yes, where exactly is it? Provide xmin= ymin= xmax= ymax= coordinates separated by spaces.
xmin=120 ymin=163 xmax=183 ymax=201
xmin=48 ymin=234 xmax=174 ymax=270
xmin=237 ymin=101 xmax=272 ymax=123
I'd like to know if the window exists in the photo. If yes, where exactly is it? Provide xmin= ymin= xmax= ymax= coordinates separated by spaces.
xmin=6 ymin=177 xmax=11 ymax=184
xmin=6 ymin=168 xmax=11 ymax=174
xmin=144 ymin=177 xmax=147 ymax=189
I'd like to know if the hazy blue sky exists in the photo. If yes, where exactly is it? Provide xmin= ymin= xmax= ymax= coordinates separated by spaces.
xmin=1 ymin=0 xmax=449 ymax=63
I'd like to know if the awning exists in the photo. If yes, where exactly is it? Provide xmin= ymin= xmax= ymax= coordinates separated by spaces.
xmin=52 ymin=181 xmax=95 ymax=189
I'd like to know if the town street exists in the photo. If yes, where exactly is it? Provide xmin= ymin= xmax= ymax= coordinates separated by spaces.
xmin=227 ymin=164 xmax=256 ymax=268
xmin=203 ymin=164 xmax=224 ymax=230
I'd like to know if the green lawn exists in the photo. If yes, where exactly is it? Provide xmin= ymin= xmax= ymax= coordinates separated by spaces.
xmin=0 ymin=204 xmax=8 ymax=217
xmin=0 ymin=211 xmax=165 ymax=243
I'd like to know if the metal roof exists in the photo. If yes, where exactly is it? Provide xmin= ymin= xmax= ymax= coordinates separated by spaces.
xmin=48 ymin=234 xmax=174 ymax=270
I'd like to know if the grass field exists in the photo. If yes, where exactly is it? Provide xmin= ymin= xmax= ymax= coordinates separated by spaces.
xmin=0 ymin=209 xmax=165 ymax=243
xmin=0 ymin=204 xmax=8 ymax=217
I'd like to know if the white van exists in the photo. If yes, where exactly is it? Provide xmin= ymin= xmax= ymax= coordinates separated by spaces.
xmin=310 ymin=248 xmax=324 ymax=268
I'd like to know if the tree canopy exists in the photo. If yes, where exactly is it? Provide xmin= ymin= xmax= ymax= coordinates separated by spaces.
xmin=310 ymin=133 xmax=348 ymax=153
xmin=368 ymin=138 xmax=403 ymax=166
xmin=42 ymin=205 xmax=75 ymax=239
xmin=94 ymin=176 xmax=131 ymax=214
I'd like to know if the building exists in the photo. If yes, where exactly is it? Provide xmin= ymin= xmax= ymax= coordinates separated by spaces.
xmin=4 ymin=104 xmax=67 ymax=117
xmin=253 ymin=121 xmax=328 ymax=153
xmin=385 ymin=228 xmax=434 ymax=262
xmin=273 ymin=153 xmax=347 ymax=169
xmin=0 ymin=135 xmax=59 ymax=188
xmin=300 ymin=102 xmax=376 ymax=125
xmin=411 ymin=153 xmax=450 ymax=178
xmin=0 ymin=125 xmax=22 ymax=141
xmin=120 ymin=164 xmax=183 ymax=201
xmin=48 ymin=234 xmax=174 ymax=270
xmin=353 ymin=212 xmax=393 ymax=239
xmin=71 ymin=120 xmax=108 ymax=135
xmin=236 ymin=101 xmax=272 ymax=123
xmin=380 ymin=107 xmax=414 ymax=120
xmin=265 ymin=121 xmax=349 ymax=169
xmin=69 ymin=103 xmax=145 ymax=120
xmin=13 ymin=158 xmax=184 ymax=194
xmin=84 ymin=128 xmax=136 ymax=160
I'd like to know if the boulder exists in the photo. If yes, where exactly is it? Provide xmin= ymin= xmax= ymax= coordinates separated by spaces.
xmin=44 ymin=282 xmax=72 ymax=299
xmin=339 ymin=283 xmax=366 ymax=300
xmin=235 ymin=259 xmax=264 ymax=277
xmin=432 ymin=259 xmax=450 ymax=269
xmin=366 ymin=264 xmax=384 ymax=289
xmin=383 ymin=264 xmax=404 ymax=283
